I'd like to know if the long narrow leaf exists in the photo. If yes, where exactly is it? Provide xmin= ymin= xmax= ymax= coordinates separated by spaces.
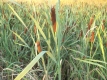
xmin=30 ymin=14 xmax=53 ymax=51
xmin=14 ymin=51 xmax=47 ymax=80
xmin=74 ymin=58 xmax=106 ymax=70
xmin=97 ymin=29 xmax=105 ymax=62
xmin=8 ymin=4 xmax=27 ymax=29
xmin=12 ymin=31 xmax=30 ymax=48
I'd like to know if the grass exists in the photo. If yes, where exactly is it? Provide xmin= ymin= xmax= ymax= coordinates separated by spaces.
xmin=1 ymin=0 xmax=107 ymax=80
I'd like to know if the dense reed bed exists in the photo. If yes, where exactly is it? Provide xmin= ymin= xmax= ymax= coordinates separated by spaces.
xmin=0 ymin=1 xmax=107 ymax=80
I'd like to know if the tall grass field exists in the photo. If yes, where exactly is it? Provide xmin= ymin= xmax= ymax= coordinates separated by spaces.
xmin=0 ymin=0 xmax=107 ymax=80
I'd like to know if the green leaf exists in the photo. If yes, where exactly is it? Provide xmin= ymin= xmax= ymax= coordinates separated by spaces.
xmin=14 ymin=51 xmax=47 ymax=80
xmin=75 ymin=58 xmax=106 ymax=70
xmin=8 ymin=4 xmax=27 ymax=29
xmin=12 ymin=31 xmax=30 ymax=48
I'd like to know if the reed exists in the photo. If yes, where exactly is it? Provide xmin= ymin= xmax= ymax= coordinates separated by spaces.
xmin=1 ymin=1 xmax=107 ymax=80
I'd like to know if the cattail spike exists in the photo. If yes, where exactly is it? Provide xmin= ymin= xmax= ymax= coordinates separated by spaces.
xmin=51 ymin=7 xmax=56 ymax=33
xmin=12 ymin=32 xmax=16 ymax=40
xmin=102 ymin=24 xmax=104 ymax=31
xmin=102 ymin=20 xmax=105 ymax=31
xmin=24 ymin=27 xmax=28 ymax=34
xmin=77 ymin=30 xmax=83 ymax=39
xmin=36 ymin=41 xmax=42 ymax=53
xmin=88 ymin=15 xmax=94 ymax=30
xmin=90 ymin=31 xmax=94 ymax=43
xmin=34 ymin=25 xmax=37 ymax=34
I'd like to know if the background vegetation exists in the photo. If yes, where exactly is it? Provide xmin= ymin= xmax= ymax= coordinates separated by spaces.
xmin=0 ymin=0 xmax=107 ymax=80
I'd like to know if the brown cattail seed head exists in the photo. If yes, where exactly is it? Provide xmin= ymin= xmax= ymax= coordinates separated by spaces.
xmin=51 ymin=7 xmax=56 ymax=33
xmin=24 ymin=28 xmax=28 ymax=34
xmin=12 ymin=32 xmax=16 ymax=40
xmin=36 ymin=41 xmax=42 ymax=53
xmin=90 ymin=31 xmax=94 ymax=43
xmin=88 ymin=16 xmax=94 ymax=30
xmin=34 ymin=25 xmax=37 ymax=34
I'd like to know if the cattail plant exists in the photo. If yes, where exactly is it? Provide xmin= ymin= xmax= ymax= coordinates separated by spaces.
xmin=24 ymin=27 xmax=28 ymax=34
xmin=51 ymin=7 xmax=56 ymax=33
xmin=90 ymin=31 xmax=94 ymax=43
xmin=102 ymin=20 xmax=105 ymax=31
xmin=102 ymin=23 xmax=104 ymax=31
xmin=36 ymin=41 xmax=42 ymax=53
xmin=78 ymin=30 xmax=83 ymax=39
xmin=88 ymin=15 xmax=94 ymax=30
xmin=34 ymin=25 xmax=37 ymax=34
xmin=12 ymin=32 xmax=16 ymax=40
xmin=87 ymin=15 xmax=95 ymax=42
